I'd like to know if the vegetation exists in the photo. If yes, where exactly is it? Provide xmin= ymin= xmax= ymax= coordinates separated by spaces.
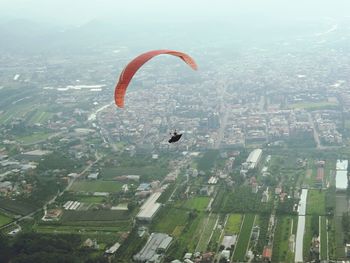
xmin=0 ymin=199 xmax=38 ymax=215
xmin=38 ymin=152 xmax=77 ymax=171
xmin=0 ymin=232 xmax=108 ymax=263
xmin=272 ymin=216 xmax=295 ymax=262
xmin=307 ymin=190 xmax=326 ymax=215
xmin=60 ymin=210 xmax=130 ymax=222
xmin=221 ymin=186 xmax=272 ymax=214
xmin=0 ymin=212 xmax=12 ymax=227
xmin=233 ymin=214 xmax=255 ymax=261
xmin=320 ymin=216 xmax=328 ymax=260
xmin=225 ymin=214 xmax=242 ymax=234
xmin=183 ymin=197 xmax=210 ymax=211
xmin=70 ymin=180 xmax=123 ymax=193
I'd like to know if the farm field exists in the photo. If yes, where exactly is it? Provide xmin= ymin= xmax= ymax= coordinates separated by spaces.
xmin=290 ymin=101 xmax=338 ymax=110
xmin=0 ymin=212 xmax=12 ymax=227
xmin=320 ymin=216 xmax=328 ymax=260
xmin=0 ymin=199 xmax=38 ymax=215
xmin=272 ymin=216 xmax=295 ymax=262
xmin=232 ymin=214 xmax=255 ymax=262
xmin=225 ymin=213 xmax=242 ymax=234
xmin=60 ymin=210 xmax=130 ymax=222
xmin=70 ymin=180 xmax=123 ymax=193
xmin=16 ymin=131 xmax=53 ymax=144
xmin=34 ymin=224 xmax=129 ymax=234
xmin=183 ymin=196 xmax=210 ymax=211
xmin=306 ymin=190 xmax=326 ymax=215
xmin=152 ymin=207 xmax=188 ymax=235
xmin=196 ymin=213 xmax=218 ymax=252
xmin=100 ymin=166 xmax=168 ymax=181
xmin=75 ymin=196 xmax=106 ymax=203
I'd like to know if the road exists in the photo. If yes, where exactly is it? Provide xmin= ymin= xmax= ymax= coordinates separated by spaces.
xmin=214 ymin=83 xmax=229 ymax=149
xmin=308 ymin=112 xmax=321 ymax=149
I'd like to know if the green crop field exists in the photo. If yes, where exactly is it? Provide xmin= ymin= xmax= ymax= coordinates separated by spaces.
xmin=290 ymin=101 xmax=338 ymax=110
xmin=184 ymin=197 xmax=210 ymax=211
xmin=320 ymin=216 xmax=328 ymax=260
xmin=70 ymin=180 xmax=123 ymax=193
xmin=60 ymin=210 xmax=129 ymax=222
xmin=101 ymin=166 xmax=168 ymax=181
xmin=0 ymin=199 xmax=38 ymax=215
xmin=196 ymin=213 xmax=218 ymax=252
xmin=225 ymin=213 xmax=242 ymax=234
xmin=34 ymin=224 xmax=129 ymax=234
xmin=16 ymin=132 xmax=52 ymax=144
xmin=272 ymin=216 xmax=295 ymax=262
xmin=75 ymin=196 xmax=106 ymax=203
xmin=307 ymin=190 xmax=326 ymax=215
xmin=233 ymin=214 xmax=255 ymax=261
xmin=0 ymin=212 xmax=12 ymax=227
xmin=152 ymin=207 xmax=188 ymax=234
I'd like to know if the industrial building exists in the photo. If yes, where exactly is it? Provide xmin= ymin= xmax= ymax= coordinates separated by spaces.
xmin=336 ymin=159 xmax=349 ymax=191
xmin=133 ymin=233 xmax=172 ymax=262
xmin=241 ymin=149 xmax=263 ymax=176
xmin=246 ymin=149 xmax=263 ymax=169
xmin=136 ymin=192 xmax=162 ymax=221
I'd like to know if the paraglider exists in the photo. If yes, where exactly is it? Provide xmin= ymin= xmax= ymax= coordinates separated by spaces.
xmin=114 ymin=49 xmax=198 ymax=108
xmin=168 ymin=130 xmax=182 ymax=143
xmin=114 ymin=50 xmax=197 ymax=144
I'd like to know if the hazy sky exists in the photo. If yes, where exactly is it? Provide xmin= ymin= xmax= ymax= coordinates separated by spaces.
xmin=1 ymin=0 xmax=350 ymax=26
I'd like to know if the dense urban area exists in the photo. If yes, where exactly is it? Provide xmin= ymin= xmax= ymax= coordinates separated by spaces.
xmin=1 ymin=16 xmax=350 ymax=263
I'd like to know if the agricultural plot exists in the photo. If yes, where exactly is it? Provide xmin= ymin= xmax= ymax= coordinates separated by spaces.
xmin=70 ymin=180 xmax=123 ymax=193
xmin=60 ymin=210 xmax=130 ymax=222
xmin=0 ymin=212 xmax=12 ymax=227
xmin=0 ymin=199 xmax=38 ymax=215
xmin=28 ymin=110 xmax=53 ymax=124
xmin=306 ymin=190 xmax=326 ymax=215
xmin=290 ymin=101 xmax=338 ymax=110
xmin=16 ymin=132 xmax=52 ymax=144
xmin=152 ymin=207 xmax=188 ymax=235
xmin=320 ymin=216 xmax=328 ymax=260
xmin=225 ymin=213 xmax=242 ymax=234
xmin=196 ymin=213 xmax=218 ymax=252
xmin=101 ymin=166 xmax=168 ymax=181
xmin=233 ymin=214 xmax=255 ymax=262
xmin=35 ymin=224 xmax=129 ymax=234
xmin=272 ymin=216 xmax=295 ymax=262
xmin=75 ymin=196 xmax=105 ymax=203
xmin=183 ymin=197 xmax=210 ymax=211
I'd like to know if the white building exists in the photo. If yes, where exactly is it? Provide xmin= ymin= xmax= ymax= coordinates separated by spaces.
xmin=136 ymin=192 xmax=162 ymax=221
xmin=336 ymin=159 xmax=349 ymax=191
xmin=134 ymin=233 xmax=172 ymax=262
xmin=246 ymin=149 xmax=263 ymax=170
xmin=336 ymin=160 xmax=348 ymax=171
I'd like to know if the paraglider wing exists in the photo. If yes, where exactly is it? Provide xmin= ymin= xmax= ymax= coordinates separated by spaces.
xmin=114 ymin=50 xmax=198 ymax=108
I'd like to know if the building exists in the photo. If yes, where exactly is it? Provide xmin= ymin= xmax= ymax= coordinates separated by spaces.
xmin=336 ymin=159 xmax=349 ymax=191
xmin=133 ymin=233 xmax=172 ymax=262
xmin=242 ymin=149 xmax=263 ymax=171
xmin=336 ymin=170 xmax=348 ymax=191
xmin=136 ymin=192 xmax=162 ymax=222
xmin=87 ymin=172 xmax=99 ymax=180
xmin=105 ymin=242 xmax=120 ymax=255
xmin=262 ymin=246 xmax=272 ymax=261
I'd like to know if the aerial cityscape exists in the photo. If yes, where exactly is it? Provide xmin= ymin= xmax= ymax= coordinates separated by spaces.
xmin=1 ymin=0 xmax=350 ymax=262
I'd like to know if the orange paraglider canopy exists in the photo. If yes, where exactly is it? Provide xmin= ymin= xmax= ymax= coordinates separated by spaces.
xmin=114 ymin=49 xmax=198 ymax=108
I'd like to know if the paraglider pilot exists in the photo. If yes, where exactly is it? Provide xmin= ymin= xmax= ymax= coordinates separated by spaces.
xmin=168 ymin=130 xmax=182 ymax=143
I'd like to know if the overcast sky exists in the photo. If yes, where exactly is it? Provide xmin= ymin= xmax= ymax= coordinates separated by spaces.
xmin=1 ymin=0 xmax=350 ymax=26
